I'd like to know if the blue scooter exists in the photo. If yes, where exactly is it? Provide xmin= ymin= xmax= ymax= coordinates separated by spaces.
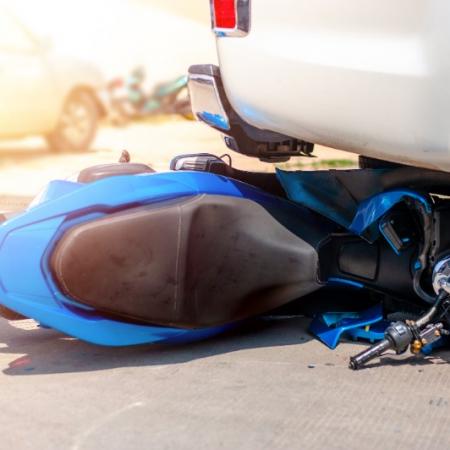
xmin=0 ymin=153 xmax=448 ymax=370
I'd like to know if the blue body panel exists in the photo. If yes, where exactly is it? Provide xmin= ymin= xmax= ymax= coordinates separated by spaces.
xmin=0 ymin=172 xmax=261 ymax=346
xmin=349 ymin=189 xmax=431 ymax=235
xmin=309 ymin=304 xmax=384 ymax=349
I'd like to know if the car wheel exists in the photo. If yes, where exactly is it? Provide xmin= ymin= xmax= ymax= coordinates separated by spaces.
xmin=46 ymin=91 xmax=98 ymax=152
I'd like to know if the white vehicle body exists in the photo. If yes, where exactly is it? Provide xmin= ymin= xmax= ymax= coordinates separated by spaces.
xmin=215 ymin=0 xmax=450 ymax=171
xmin=0 ymin=10 xmax=104 ymax=143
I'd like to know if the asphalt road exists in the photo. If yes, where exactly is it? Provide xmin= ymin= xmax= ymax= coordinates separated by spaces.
xmin=0 ymin=316 xmax=449 ymax=449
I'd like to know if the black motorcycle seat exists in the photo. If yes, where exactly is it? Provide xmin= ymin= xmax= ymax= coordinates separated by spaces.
xmin=50 ymin=194 xmax=320 ymax=328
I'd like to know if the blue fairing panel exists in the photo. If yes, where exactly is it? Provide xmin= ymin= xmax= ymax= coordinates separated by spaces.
xmin=0 ymin=172 xmax=259 ymax=346
xmin=309 ymin=304 xmax=384 ymax=349
xmin=349 ymin=189 xmax=431 ymax=235
xmin=276 ymin=169 xmax=357 ymax=230
xmin=276 ymin=168 xmax=430 ymax=239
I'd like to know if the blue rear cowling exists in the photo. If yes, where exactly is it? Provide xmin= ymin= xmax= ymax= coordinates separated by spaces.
xmin=0 ymin=172 xmax=261 ymax=346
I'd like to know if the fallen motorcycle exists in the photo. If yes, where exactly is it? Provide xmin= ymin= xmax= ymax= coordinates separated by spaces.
xmin=0 ymin=152 xmax=449 ymax=371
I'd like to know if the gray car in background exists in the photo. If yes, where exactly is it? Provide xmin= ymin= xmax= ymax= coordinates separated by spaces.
xmin=0 ymin=9 xmax=105 ymax=151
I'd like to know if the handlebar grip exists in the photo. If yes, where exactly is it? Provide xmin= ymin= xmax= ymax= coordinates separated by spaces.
xmin=349 ymin=338 xmax=393 ymax=370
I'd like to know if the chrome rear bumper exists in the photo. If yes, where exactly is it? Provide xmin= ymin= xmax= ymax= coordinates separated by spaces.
xmin=188 ymin=65 xmax=230 ymax=131
xmin=187 ymin=64 xmax=314 ymax=162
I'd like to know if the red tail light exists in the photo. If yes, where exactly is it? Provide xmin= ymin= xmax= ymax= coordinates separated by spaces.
xmin=213 ymin=0 xmax=236 ymax=29
xmin=210 ymin=0 xmax=250 ymax=37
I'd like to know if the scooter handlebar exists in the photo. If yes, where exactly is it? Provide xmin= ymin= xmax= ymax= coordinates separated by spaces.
xmin=349 ymin=338 xmax=393 ymax=370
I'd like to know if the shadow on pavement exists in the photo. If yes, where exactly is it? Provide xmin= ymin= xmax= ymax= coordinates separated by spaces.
xmin=1 ymin=312 xmax=449 ymax=375
xmin=0 ymin=317 xmax=312 ymax=376
xmin=357 ymin=353 xmax=450 ymax=370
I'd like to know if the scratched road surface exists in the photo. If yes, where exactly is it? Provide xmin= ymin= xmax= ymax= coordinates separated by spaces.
xmin=0 ymin=317 xmax=449 ymax=449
